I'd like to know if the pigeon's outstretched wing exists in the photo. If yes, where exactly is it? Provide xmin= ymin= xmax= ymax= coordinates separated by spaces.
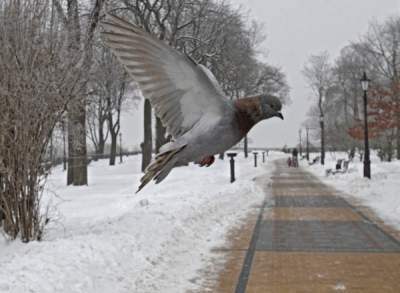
xmin=101 ymin=14 xmax=233 ymax=138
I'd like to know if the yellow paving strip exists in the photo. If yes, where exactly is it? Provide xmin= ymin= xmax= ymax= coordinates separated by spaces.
xmin=206 ymin=251 xmax=247 ymax=293
xmin=195 ymin=211 xmax=258 ymax=293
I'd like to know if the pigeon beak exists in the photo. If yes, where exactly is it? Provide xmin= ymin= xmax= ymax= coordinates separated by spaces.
xmin=275 ymin=112 xmax=284 ymax=120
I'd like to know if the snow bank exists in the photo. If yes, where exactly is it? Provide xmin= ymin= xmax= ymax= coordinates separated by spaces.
xmin=303 ymin=153 xmax=400 ymax=229
xmin=0 ymin=152 xmax=282 ymax=293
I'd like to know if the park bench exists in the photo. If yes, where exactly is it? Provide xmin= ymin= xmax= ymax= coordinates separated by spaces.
xmin=325 ymin=159 xmax=350 ymax=176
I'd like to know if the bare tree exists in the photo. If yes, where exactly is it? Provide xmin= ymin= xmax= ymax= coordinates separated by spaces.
xmin=304 ymin=18 xmax=400 ymax=160
xmin=0 ymin=0 xmax=79 ymax=241
xmin=303 ymin=52 xmax=333 ymax=165
xmin=334 ymin=45 xmax=365 ymax=123
xmin=89 ymin=44 xmax=136 ymax=165
xmin=87 ymin=92 xmax=109 ymax=158
xmin=53 ymin=0 xmax=106 ymax=185
xmin=106 ymin=71 xmax=131 ymax=166
xmin=317 ymin=45 xmax=367 ymax=153
xmin=355 ymin=18 xmax=400 ymax=159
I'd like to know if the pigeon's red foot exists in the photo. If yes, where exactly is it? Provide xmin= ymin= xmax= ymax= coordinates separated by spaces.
xmin=198 ymin=155 xmax=215 ymax=167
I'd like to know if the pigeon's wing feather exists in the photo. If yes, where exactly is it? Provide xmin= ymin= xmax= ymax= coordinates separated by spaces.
xmin=101 ymin=14 xmax=233 ymax=138
xmin=197 ymin=64 xmax=226 ymax=97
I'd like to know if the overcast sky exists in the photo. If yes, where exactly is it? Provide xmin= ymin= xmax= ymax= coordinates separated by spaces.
xmin=122 ymin=0 xmax=399 ymax=150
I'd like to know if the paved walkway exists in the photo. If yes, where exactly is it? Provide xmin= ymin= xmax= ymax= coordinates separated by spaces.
xmin=207 ymin=159 xmax=400 ymax=293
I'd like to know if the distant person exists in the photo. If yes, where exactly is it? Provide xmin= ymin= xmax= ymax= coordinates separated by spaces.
xmin=287 ymin=157 xmax=292 ymax=167
xmin=292 ymin=148 xmax=298 ymax=167
xmin=349 ymin=147 xmax=355 ymax=161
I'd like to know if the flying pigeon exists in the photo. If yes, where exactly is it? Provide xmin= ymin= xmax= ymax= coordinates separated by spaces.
xmin=101 ymin=14 xmax=284 ymax=192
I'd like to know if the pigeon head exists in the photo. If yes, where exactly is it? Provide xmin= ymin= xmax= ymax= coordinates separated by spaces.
xmin=234 ymin=95 xmax=284 ymax=135
xmin=259 ymin=95 xmax=284 ymax=120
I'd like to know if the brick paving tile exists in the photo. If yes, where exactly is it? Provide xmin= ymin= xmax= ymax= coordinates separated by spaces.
xmin=256 ymin=220 xmax=400 ymax=252
xmin=263 ymin=208 xmax=362 ymax=221
xmin=273 ymin=195 xmax=350 ymax=208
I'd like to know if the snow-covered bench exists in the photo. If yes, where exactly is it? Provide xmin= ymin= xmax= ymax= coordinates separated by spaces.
xmin=326 ymin=159 xmax=350 ymax=176
xmin=309 ymin=156 xmax=320 ymax=165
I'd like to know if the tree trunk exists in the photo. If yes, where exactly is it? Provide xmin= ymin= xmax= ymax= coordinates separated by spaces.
xmin=388 ymin=139 xmax=393 ymax=162
xmin=320 ymin=117 xmax=325 ymax=165
xmin=343 ymin=90 xmax=349 ymax=125
xmin=392 ymin=63 xmax=400 ymax=160
xmin=94 ymin=125 xmax=106 ymax=161
xmin=397 ymin=113 xmax=400 ymax=160
xmin=353 ymin=93 xmax=359 ymax=120
xmin=244 ymin=135 xmax=248 ymax=158
xmin=67 ymin=114 xmax=74 ymax=185
xmin=62 ymin=120 xmax=67 ymax=171
xmin=306 ymin=127 xmax=310 ymax=161
xmin=318 ymin=88 xmax=325 ymax=166
xmin=73 ymin=102 xmax=88 ymax=185
xmin=142 ymin=99 xmax=152 ymax=172
xmin=98 ymin=141 xmax=105 ymax=155
xmin=109 ymin=133 xmax=117 ymax=166
xmin=155 ymin=117 xmax=167 ymax=154
xmin=65 ymin=0 xmax=88 ymax=186
xmin=299 ymin=129 xmax=302 ymax=156
xmin=98 ymin=120 xmax=106 ymax=152
xmin=49 ymin=133 xmax=54 ymax=165
xmin=0 ymin=174 xmax=4 ymax=227
xmin=67 ymin=100 xmax=88 ymax=186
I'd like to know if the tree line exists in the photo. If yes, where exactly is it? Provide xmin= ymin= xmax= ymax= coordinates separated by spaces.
xmin=303 ymin=17 xmax=400 ymax=163
xmin=0 ymin=0 xmax=289 ymax=242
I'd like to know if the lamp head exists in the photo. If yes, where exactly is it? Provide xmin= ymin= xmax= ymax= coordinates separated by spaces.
xmin=361 ymin=71 xmax=370 ymax=91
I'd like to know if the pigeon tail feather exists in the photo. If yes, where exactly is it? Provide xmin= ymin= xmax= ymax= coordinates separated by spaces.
xmin=136 ymin=145 xmax=186 ymax=193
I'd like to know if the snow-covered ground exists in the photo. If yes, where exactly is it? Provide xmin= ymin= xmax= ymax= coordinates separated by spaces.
xmin=302 ymin=152 xmax=400 ymax=229
xmin=0 ymin=152 xmax=282 ymax=293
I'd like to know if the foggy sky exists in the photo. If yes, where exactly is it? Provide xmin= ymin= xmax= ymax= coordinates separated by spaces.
xmin=121 ymin=0 xmax=399 ymax=150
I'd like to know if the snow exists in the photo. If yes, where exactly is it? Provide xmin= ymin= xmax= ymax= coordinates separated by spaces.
xmin=0 ymin=152 xmax=283 ymax=293
xmin=303 ymin=152 xmax=400 ymax=229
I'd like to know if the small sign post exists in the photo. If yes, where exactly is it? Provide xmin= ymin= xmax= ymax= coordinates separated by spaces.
xmin=253 ymin=152 xmax=258 ymax=167
xmin=227 ymin=153 xmax=237 ymax=183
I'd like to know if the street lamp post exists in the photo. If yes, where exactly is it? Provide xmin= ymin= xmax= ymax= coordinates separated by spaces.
xmin=306 ymin=127 xmax=310 ymax=161
xmin=361 ymin=71 xmax=371 ymax=179
xmin=62 ymin=119 xmax=67 ymax=171
xmin=320 ymin=115 xmax=325 ymax=165
xmin=299 ymin=129 xmax=302 ymax=157
xmin=119 ymin=132 xmax=123 ymax=164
